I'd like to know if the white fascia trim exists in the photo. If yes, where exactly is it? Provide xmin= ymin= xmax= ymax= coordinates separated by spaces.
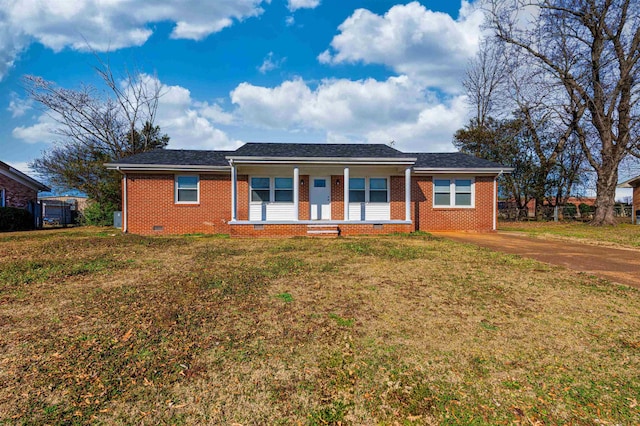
xmin=413 ymin=167 xmax=513 ymax=174
xmin=104 ymin=163 xmax=230 ymax=172
xmin=226 ymin=156 xmax=417 ymax=165
xmin=0 ymin=168 xmax=50 ymax=192
xmin=617 ymin=175 xmax=640 ymax=188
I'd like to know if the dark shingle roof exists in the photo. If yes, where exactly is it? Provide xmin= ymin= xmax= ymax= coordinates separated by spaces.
xmin=111 ymin=149 xmax=232 ymax=167
xmin=230 ymin=143 xmax=411 ymax=158
xmin=109 ymin=145 xmax=508 ymax=170
xmin=412 ymin=152 xmax=505 ymax=169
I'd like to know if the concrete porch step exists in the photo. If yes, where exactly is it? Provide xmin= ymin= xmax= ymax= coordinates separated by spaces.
xmin=306 ymin=224 xmax=340 ymax=237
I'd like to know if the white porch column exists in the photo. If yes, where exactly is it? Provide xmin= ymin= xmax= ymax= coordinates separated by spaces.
xmin=344 ymin=167 xmax=350 ymax=221
xmin=231 ymin=163 xmax=237 ymax=221
xmin=405 ymin=167 xmax=411 ymax=221
xmin=293 ymin=166 xmax=300 ymax=221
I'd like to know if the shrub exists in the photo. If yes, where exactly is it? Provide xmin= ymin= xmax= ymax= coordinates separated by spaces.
xmin=0 ymin=207 xmax=34 ymax=231
xmin=579 ymin=203 xmax=594 ymax=214
xmin=83 ymin=201 xmax=117 ymax=226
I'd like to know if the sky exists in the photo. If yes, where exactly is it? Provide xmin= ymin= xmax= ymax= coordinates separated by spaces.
xmin=0 ymin=0 xmax=633 ymax=200
xmin=0 ymin=0 xmax=482 ymax=173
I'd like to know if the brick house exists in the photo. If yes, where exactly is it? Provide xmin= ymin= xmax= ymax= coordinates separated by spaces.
xmin=106 ymin=143 xmax=511 ymax=237
xmin=0 ymin=160 xmax=50 ymax=212
xmin=618 ymin=175 xmax=640 ymax=224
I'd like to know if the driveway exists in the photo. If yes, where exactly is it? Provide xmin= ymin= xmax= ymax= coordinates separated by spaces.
xmin=433 ymin=232 xmax=640 ymax=288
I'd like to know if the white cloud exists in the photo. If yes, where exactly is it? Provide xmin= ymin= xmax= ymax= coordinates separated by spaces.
xmin=287 ymin=0 xmax=321 ymax=12
xmin=285 ymin=16 xmax=295 ymax=26
xmin=230 ymin=76 xmax=467 ymax=152
xmin=0 ymin=0 xmax=266 ymax=80
xmin=12 ymin=114 xmax=56 ymax=144
xmin=12 ymin=75 xmax=241 ymax=151
xmin=7 ymin=92 xmax=33 ymax=118
xmin=258 ymin=52 xmax=285 ymax=74
xmin=318 ymin=1 xmax=484 ymax=92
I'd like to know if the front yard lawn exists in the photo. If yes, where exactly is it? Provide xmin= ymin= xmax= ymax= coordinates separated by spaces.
xmin=500 ymin=220 xmax=640 ymax=249
xmin=0 ymin=229 xmax=638 ymax=424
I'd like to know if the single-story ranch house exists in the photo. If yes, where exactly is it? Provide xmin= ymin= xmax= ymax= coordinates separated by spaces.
xmin=106 ymin=143 xmax=511 ymax=237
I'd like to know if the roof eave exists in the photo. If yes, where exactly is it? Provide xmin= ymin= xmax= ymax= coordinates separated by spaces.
xmin=0 ymin=167 xmax=50 ymax=192
xmin=226 ymin=156 xmax=417 ymax=165
xmin=413 ymin=167 xmax=513 ymax=174
xmin=104 ymin=163 xmax=230 ymax=172
xmin=617 ymin=176 xmax=640 ymax=188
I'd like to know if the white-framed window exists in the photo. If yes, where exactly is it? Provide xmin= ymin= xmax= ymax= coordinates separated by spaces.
xmin=250 ymin=177 xmax=294 ymax=203
xmin=175 ymin=175 xmax=199 ymax=204
xmin=369 ymin=178 xmax=388 ymax=203
xmin=251 ymin=177 xmax=270 ymax=202
xmin=0 ymin=188 xmax=5 ymax=207
xmin=349 ymin=177 xmax=389 ymax=203
xmin=433 ymin=178 xmax=474 ymax=207
xmin=274 ymin=177 xmax=293 ymax=202
xmin=349 ymin=178 xmax=366 ymax=202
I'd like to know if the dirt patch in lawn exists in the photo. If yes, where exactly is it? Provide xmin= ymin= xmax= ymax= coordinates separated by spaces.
xmin=436 ymin=231 xmax=640 ymax=288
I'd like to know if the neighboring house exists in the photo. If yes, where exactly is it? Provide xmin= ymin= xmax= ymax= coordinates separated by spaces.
xmin=0 ymin=161 xmax=50 ymax=221
xmin=105 ymin=143 xmax=511 ymax=237
xmin=38 ymin=196 xmax=89 ymax=225
xmin=618 ymin=175 xmax=640 ymax=224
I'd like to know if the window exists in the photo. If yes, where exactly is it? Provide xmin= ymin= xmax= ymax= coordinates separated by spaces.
xmin=0 ymin=188 xmax=4 ymax=207
xmin=455 ymin=179 xmax=472 ymax=206
xmin=369 ymin=178 xmax=388 ymax=203
xmin=251 ymin=177 xmax=270 ymax=202
xmin=175 ymin=175 xmax=199 ymax=203
xmin=434 ymin=179 xmax=451 ymax=206
xmin=434 ymin=178 xmax=473 ymax=207
xmin=349 ymin=178 xmax=366 ymax=202
xmin=313 ymin=179 xmax=326 ymax=188
xmin=274 ymin=178 xmax=293 ymax=202
xmin=251 ymin=177 xmax=295 ymax=203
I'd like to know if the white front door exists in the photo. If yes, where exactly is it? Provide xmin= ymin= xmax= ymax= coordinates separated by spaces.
xmin=310 ymin=177 xmax=331 ymax=220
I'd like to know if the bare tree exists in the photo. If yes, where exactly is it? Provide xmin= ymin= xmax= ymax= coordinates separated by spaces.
xmin=484 ymin=0 xmax=640 ymax=225
xmin=25 ymin=61 xmax=168 ymax=221
xmin=460 ymin=35 xmax=586 ymax=218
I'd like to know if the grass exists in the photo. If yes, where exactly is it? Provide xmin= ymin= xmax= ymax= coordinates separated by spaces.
xmin=500 ymin=220 xmax=640 ymax=248
xmin=0 ymin=227 xmax=638 ymax=424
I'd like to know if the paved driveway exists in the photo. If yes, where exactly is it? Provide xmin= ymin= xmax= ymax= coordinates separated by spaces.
xmin=433 ymin=232 xmax=640 ymax=288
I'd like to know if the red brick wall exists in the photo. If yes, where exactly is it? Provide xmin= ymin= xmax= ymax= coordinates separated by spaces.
xmin=299 ymin=175 xmax=310 ymax=220
xmin=411 ymin=176 xmax=495 ymax=232
xmin=390 ymin=175 xmax=405 ymax=220
xmin=0 ymin=174 xmax=38 ymax=209
xmin=124 ymin=172 xmax=497 ymax=235
xmin=331 ymin=175 xmax=344 ymax=220
xmin=230 ymin=223 xmax=412 ymax=237
xmin=126 ymin=173 xmax=232 ymax=235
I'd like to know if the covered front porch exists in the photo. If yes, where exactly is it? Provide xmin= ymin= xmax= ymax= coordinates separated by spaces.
xmin=228 ymin=163 xmax=413 ymax=225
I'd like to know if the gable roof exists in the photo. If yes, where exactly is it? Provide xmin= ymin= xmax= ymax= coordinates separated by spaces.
xmin=105 ymin=143 xmax=511 ymax=172
xmin=0 ymin=160 xmax=50 ymax=192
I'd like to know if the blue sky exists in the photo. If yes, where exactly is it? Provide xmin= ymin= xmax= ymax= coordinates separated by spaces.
xmin=0 ymin=0 xmax=485 ymax=179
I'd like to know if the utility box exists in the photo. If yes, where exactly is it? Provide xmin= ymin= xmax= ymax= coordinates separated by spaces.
xmin=113 ymin=211 xmax=122 ymax=229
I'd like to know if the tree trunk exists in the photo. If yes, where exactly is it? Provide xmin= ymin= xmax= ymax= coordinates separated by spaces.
xmin=592 ymin=166 xmax=619 ymax=226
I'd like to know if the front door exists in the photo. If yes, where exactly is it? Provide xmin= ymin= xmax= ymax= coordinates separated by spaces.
xmin=310 ymin=177 xmax=331 ymax=220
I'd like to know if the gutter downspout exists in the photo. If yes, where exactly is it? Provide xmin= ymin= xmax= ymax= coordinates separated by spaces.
xmin=493 ymin=170 xmax=504 ymax=231
xmin=116 ymin=167 xmax=128 ymax=233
